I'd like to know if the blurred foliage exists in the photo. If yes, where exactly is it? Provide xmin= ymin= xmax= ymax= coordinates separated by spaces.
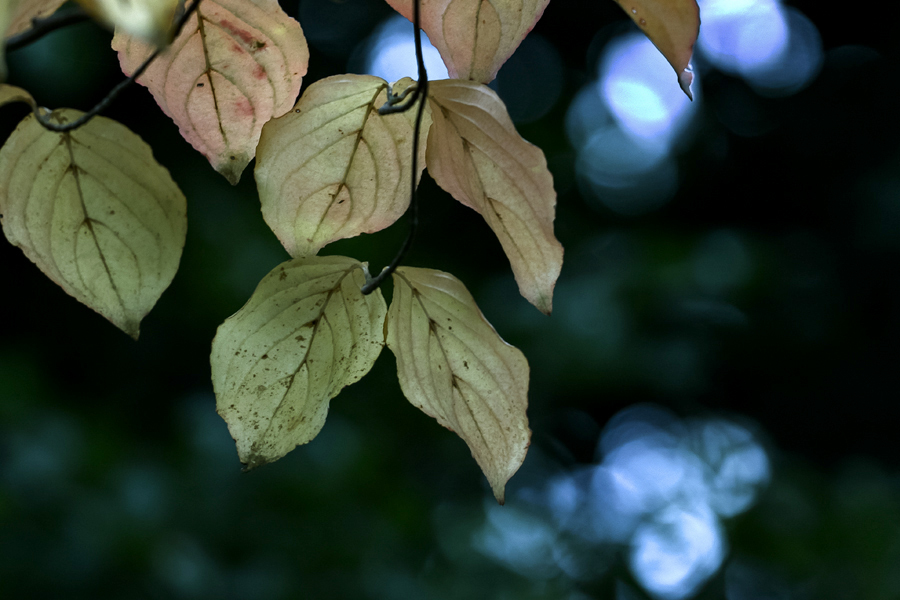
xmin=2 ymin=0 xmax=900 ymax=598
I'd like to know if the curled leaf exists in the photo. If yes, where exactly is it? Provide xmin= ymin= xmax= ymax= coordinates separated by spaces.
xmin=426 ymin=79 xmax=562 ymax=314
xmin=612 ymin=0 xmax=700 ymax=98
xmin=384 ymin=0 xmax=549 ymax=83
xmin=112 ymin=0 xmax=309 ymax=184
xmin=256 ymin=75 xmax=429 ymax=258
xmin=0 ymin=84 xmax=36 ymax=110
xmin=386 ymin=267 xmax=531 ymax=504
xmin=77 ymin=0 xmax=180 ymax=46
xmin=0 ymin=109 xmax=187 ymax=338
xmin=211 ymin=255 xmax=386 ymax=470
xmin=3 ymin=0 xmax=66 ymax=38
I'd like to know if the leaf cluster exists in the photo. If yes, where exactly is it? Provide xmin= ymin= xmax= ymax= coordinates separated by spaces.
xmin=0 ymin=0 xmax=699 ymax=501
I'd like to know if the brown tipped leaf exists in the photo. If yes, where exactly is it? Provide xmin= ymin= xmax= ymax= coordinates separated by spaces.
xmin=426 ymin=79 xmax=562 ymax=314
xmin=112 ymin=0 xmax=309 ymax=184
xmin=211 ymin=256 xmax=386 ymax=470
xmin=386 ymin=267 xmax=531 ymax=503
xmin=612 ymin=0 xmax=700 ymax=98
xmin=256 ymin=75 xmax=429 ymax=258
xmin=384 ymin=0 xmax=549 ymax=83
xmin=0 ymin=109 xmax=187 ymax=338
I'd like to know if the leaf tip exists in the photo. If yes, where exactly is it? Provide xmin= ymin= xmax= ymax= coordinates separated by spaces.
xmin=678 ymin=65 xmax=694 ymax=100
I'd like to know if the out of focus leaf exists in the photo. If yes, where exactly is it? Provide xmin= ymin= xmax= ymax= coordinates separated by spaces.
xmin=3 ymin=0 xmax=68 ymax=82
xmin=426 ymin=79 xmax=562 ymax=314
xmin=77 ymin=0 xmax=180 ymax=46
xmin=0 ymin=83 xmax=36 ymax=109
xmin=383 ymin=0 xmax=549 ymax=83
xmin=256 ymin=75 xmax=429 ymax=258
xmin=211 ymin=256 xmax=386 ymax=470
xmin=3 ymin=0 xmax=66 ymax=37
xmin=0 ymin=109 xmax=187 ymax=338
xmin=386 ymin=267 xmax=531 ymax=503
xmin=612 ymin=0 xmax=700 ymax=98
xmin=112 ymin=0 xmax=308 ymax=184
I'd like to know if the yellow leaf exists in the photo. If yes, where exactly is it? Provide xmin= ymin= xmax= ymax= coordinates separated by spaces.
xmin=386 ymin=267 xmax=531 ymax=504
xmin=256 ymin=75 xmax=429 ymax=258
xmin=112 ymin=0 xmax=309 ymax=184
xmin=0 ymin=109 xmax=187 ymax=338
xmin=211 ymin=255 xmax=386 ymax=470
xmin=384 ymin=0 xmax=550 ymax=84
xmin=77 ymin=0 xmax=180 ymax=46
xmin=0 ymin=83 xmax=36 ymax=109
xmin=612 ymin=0 xmax=700 ymax=98
xmin=426 ymin=79 xmax=563 ymax=314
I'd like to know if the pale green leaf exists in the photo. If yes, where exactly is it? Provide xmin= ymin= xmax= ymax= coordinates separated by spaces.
xmin=211 ymin=255 xmax=386 ymax=470
xmin=426 ymin=79 xmax=563 ymax=315
xmin=384 ymin=0 xmax=550 ymax=83
xmin=386 ymin=267 xmax=531 ymax=503
xmin=0 ymin=83 xmax=36 ymax=109
xmin=0 ymin=109 xmax=187 ymax=338
xmin=255 ymin=75 xmax=429 ymax=258
xmin=612 ymin=0 xmax=700 ymax=98
xmin=112 ymin=0 xmax=309 ymax=184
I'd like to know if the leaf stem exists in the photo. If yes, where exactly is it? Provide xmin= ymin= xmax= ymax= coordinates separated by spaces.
xmin=30 ymin=0 xmax=203 ymax=133
xmin=4 ymin=6 xmax=92 ymax=52
xmin=362 ymin=0 xmax=428 ymax=294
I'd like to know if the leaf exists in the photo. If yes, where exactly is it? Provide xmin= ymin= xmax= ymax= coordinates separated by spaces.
xmin=383 ymin=0 xmax=550 ymax=84
xmin=612 ymin=0 xmax=700 ymax=99
xmin=112 ymin=0 xmax=309 ymax=184
xmin=4 ymin=0 xmax=66 ymax=37
xmin=386 ymin=267 xmax=530 ymax=504
xmin=211 ymin=255 xmax=386 ymax=470
xmin=76 ymin=0 xmax=180 ymax=46
xmin=2 ymin=0 xmax=67 ymax=81
xmin=0 ymin=109 xmax=187 ymax=338
xmin=256 ymin=75 xmax=430 ymax=258
xmin=426 ymin=79 xmax=562 ymax=314
xmin=0 ymin=83 xmax=36 ymax=109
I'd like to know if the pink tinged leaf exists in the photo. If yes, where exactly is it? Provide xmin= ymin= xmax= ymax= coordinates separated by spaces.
xmin=255 ymin=75 xmax=430 ymax=258
xmin=612 ymin=0 xmax=700 ymax=99
xmin=425 ymin=79 xmax=562 ymax=315
xmin=386 ymin=267 xmax=531 ymax=504
xmin=112 ymin=0 xmax=309 ymax=184
xmin=383 ymin=0 xmax=550 ymax=84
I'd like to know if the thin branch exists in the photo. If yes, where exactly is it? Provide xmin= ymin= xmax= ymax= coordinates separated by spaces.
xmin=5 ymin=7 xmax=92 ymax=52
xmin=362 ymin=0 xmax=429 ymax=295
xmin=32 ymin=0 xmax=203 ymax=133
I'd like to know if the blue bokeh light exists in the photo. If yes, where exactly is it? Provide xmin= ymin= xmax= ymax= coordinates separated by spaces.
xmin=599 ymin=35 xmax=695 ymax=144
xmin=698 ymin=0 xmax=823 ymax=95
xmin=362 ymin=15 xmax=449 ymax=83
xmin=630 ymin=504 xmax=726 ymax=600
xmin=473 ymin=404 xmax=769 ymax=599
xmin=567 ymin=32 xmax=698 ymax=215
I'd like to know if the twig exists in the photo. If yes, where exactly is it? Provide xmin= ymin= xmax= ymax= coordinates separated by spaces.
xmin=32 ymin=0 xmax=203 ymax=133
xmin=5 ymin=6 xmax=92 ymax=52
xmin=362 ymin=0 xmax=429 ymax=295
